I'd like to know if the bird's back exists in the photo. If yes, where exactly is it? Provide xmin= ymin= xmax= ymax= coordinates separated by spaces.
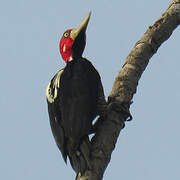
xmin=59 ymin=58 xmax=100 ymax=140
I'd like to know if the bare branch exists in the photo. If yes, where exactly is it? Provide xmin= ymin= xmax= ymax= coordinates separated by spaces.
xmin=110 ymin=0 xmax=180 ymax=103
xmin=77 ymin=1 xmax=180 ymax=179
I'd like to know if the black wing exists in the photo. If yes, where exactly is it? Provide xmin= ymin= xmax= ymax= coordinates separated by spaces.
xmin=59 ymin=59 xmax=102 ymax=140
xmin=46 ymin=69 xmax=67 ymax=162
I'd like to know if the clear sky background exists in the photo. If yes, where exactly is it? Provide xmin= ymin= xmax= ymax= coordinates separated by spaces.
xmin=1 ymin=0 xmax=180 ymax=179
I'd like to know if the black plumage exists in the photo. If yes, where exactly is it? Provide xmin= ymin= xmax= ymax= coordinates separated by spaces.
xmin=46 ymin=58 xmax=106 ymax=173
xmin=60 ymin=59 xmax=99 ymax=138
xmin=46 ymin=12 xmax=106 ymax=174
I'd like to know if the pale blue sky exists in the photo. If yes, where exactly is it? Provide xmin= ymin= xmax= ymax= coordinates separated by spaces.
xmin=1 ymin=0 xmax=180 ymax=179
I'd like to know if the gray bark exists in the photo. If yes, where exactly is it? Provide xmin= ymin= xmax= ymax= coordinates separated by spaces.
xmin=77 ymin=1 xmax=180 ymax=179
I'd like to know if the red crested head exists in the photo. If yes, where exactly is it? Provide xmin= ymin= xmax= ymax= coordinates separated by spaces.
xmin=59 ymin=29 xmax=74 ymax=63
xmin=59 ymin=12 xmax=91 ymax=63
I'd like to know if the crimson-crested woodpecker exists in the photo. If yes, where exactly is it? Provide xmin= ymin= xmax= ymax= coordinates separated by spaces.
xmin=46 ymin=12 xmax=106 ymax=174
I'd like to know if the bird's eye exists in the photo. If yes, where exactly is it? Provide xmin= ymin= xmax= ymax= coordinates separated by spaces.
xmin=64 ymin=32 xmax=69 ymax=38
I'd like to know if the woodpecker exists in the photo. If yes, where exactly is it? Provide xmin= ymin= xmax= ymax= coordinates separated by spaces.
xmin=46 ymin=12 xmax=106 ymax=174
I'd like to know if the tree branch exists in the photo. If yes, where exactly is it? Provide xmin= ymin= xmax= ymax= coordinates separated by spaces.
xmin=77 ymin=1 xmax=180 ymax=179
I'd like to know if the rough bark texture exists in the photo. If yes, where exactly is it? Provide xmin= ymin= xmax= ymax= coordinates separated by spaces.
xmin=77 ymin=1 xmax=180 ymax=179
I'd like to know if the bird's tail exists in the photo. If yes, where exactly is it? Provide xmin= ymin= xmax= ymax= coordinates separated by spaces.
xmin=67 ymin=136 xmax=91 ymax=174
